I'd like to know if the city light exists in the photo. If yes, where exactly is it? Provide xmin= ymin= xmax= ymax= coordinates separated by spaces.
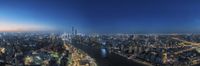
xmin=0 ymin=0 xmax=200 ymax=66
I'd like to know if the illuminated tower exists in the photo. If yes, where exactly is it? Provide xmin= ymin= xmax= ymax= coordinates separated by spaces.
xmin=162 ymin=49 xmax=167 ymax=64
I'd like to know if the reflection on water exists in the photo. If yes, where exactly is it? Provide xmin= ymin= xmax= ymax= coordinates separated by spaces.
xmin=100 ymin=48 xmax=107 ymax=58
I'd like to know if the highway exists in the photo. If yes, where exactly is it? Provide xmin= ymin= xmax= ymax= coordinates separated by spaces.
xmin=172 ymin=37 xmax=200 ymax=54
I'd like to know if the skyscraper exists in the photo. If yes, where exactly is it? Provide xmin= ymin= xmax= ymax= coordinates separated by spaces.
xmin=72 ymin=26 xmax=74 ymax=35
xmin=75 ymin=29 xmax=77 ymax=35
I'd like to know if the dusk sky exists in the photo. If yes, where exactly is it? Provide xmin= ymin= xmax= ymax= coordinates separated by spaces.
xmin=0 ymin=0 xmax=200 ymax=33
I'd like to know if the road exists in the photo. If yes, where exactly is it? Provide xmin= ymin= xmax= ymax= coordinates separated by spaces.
xmin=172 ymin=37 xmax=200 ymax=54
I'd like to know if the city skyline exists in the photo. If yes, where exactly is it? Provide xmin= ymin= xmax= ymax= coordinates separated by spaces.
xmin=0 ymin=0 xmax=200 ymax=33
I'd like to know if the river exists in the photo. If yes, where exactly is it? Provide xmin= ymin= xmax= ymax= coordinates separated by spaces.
xmin=71 ymin=43 xmax=147 ymax=66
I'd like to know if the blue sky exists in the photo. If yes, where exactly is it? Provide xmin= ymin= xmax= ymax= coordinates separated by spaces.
xmin=0 ymin=0 xmax=200 ymax=33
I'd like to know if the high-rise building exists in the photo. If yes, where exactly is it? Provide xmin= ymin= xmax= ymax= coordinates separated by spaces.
xmin=75 ymin=29 xmax=77 ymax=35
xmin=72 ymin=26 xmax=78 ymax=35
xmin=72 ymin=26 xmax=74 ymax=35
